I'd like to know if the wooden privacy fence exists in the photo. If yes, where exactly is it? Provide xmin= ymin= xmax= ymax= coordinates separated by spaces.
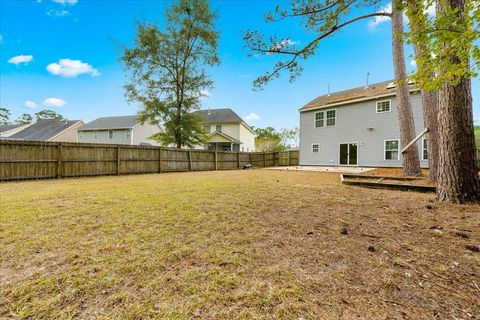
xmin=0 ymin=140 xmax=300 ymax=181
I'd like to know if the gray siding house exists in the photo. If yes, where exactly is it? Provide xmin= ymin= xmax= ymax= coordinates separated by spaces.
xmin=78 ymin=115 xmax=162 ymax=146
xmin=299 ymin=80 xmax=428 ymax=168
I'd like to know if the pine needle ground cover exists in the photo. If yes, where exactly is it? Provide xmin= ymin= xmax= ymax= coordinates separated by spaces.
xmin=1 ymin=170 xmax=479 ymax=319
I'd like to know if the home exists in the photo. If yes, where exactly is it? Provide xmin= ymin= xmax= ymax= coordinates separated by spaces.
xmin=5 ymin=119 xmax=84 ymax=142
xmin=77 ymin=115 xmax=162 ymax=145
xmin=299 ymin=80 xmax=428 ymax=167
xmin=0 ymin=124 xmax=32 ymax=138
xmin=193 ymin=108 xmax=256 ymax=152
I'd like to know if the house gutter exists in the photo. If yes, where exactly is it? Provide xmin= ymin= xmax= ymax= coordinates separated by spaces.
xmin=298 ymin=89 xmax=420 ymax=113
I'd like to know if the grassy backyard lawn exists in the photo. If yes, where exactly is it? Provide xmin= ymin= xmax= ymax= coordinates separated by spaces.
xmin=1 ymin=170 xmax=479 ymax=319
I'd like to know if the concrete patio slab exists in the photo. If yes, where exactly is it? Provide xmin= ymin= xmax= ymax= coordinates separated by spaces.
xmin=263 ymin=166 xmax=376 ymax=174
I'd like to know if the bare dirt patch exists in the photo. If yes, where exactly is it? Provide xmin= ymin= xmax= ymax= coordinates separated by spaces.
xmin=1 ymin=170 xmax=479 ymax=319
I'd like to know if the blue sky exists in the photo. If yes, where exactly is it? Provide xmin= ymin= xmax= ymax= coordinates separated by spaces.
xmin=0 ymin=0 xmax=478 ymax=129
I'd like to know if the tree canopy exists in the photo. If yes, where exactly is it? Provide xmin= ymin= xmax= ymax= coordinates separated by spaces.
xmin=0 ymin=107 xmax=11 ymax=125
xmin=120 ymin=0 xmax=219 ymax=148
xmin=35 ymin=109 xmax=65 ymax=122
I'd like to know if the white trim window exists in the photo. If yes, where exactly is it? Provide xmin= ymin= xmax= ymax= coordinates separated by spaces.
xmin=326 ymin=109 xmax=336 ymax=126
xmin=422 ymin=138 xmax=428 ymax=160
xmin=376 ymin=100 xmax=391 ymax=113
xmin=93 ymin=131 xmax=98 ymax=140
xmin=315 ymin=111 xmax=324 ymax=128
xmin=315 ymin=109 xmax=336 ymax=128
xmin=385 ymin=139 xmax=399 ymax=160
xmin=78 ymin=131 xmax=83 ymax=140
xmin=216 ymin=125 xmax=222 ymax=132
xmin=312 ymin=143 xmax=320 ymax=154
xmin=204 ymin=125 xmax=211 ymax=134
xmin=126 ymin=129 xmax=131 ymax=140
xmin=108 ymin=130 xmax=114 ymax=140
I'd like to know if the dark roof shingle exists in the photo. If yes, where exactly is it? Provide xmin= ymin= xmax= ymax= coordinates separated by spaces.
xmin=9 ymin=119 xmax=82 ymax=141
xmin=299 ymin=80 xmax=417 ymax=111
xmin=79 ymin=115 xmax=140 ymax=130
xmin=193 ymin=108 xmax=243 ymax=123
xmin=0 ymin=124 xmax=28 ymax=134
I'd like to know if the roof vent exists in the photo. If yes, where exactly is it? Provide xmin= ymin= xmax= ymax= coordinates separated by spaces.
xmin=364 ymin=72 xmax=370 ymax=89
xmin=386 ymin=82 xmax=395 ymax=89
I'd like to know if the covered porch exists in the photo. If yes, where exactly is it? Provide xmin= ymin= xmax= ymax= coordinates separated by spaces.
xmin=205 ymin=131 xmax=241 ymax=152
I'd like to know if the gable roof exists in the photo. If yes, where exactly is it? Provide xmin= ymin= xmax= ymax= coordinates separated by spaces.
xmin=79 ymin=115 xmax=141 ymax=130
xmin=0 ymin=124 xmax=29 ymax=134
xmin=193 ymin=108 xmax=243 ymax=123
xmin=207 ymin=131 xmax=241 ymax=143
xmin=299 ymin=80 xmax=418 ymax=112
xmin=8 ymin=119 xmax=82 ymax=141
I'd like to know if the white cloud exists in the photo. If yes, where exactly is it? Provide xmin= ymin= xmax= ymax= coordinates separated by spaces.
xmin=200 ymin=90 xmax=210 ymax=99
xmin=52 ymin=0 xmax=78 ymax=4
xmin=8 ymin=55 xmax=33 ymax=65
xmin=46 ymin=59 xmax=100 ymax=77
xmin=369 ymin=3 xmax=392 ymax=28
xmin=410 ymin=60 xmax=417 ymax=68
xmin=24 ymin=101 xmax=38 ymax=109
xmin=46 ymin=9 xmax=70 ymax=17
xmin=43 ymin=98 xmax=66 ymax=107
xmin=245 ymin=112 xmax=260 ymax=122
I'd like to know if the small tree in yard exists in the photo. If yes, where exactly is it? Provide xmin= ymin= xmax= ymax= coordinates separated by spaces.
xmin=405 ymin=0 xmax=480 ymax=203
xmin=0 ymin=107 xmax=11 ymax=125
xmin=243 ymin=0 xmax=422 ymax=176
xmin=120 ymin=0 xmax=219 ymax=149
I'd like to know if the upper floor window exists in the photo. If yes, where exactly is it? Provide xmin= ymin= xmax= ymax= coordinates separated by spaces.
xmin=315 ymin=112 xmax=324 ymax=128
xmin=126 ymin=129 xmax=131 ymax=140
xmin=385 ymin=139 xmax=399 ymax=160
xmin=93 ymin=131 xmax=98 ymax=140
xmin=376 ymin=100 xmax=391 ymax=113
xmin=78 ymin=131 xmax=83 ymax=140
xmin=314 ymin=109 xmax=336 ymax=128
xmin=215 ymin=125 xmax=222 ymax=132
xmin=312 ymin=143 xmax=319 ymax=154
xmin=204 ymin=125 xmax=211 ymax=134
xmin=326 ymin=109 xmax=336 ymax=126
xmin=422 ymin=138 xmax=428 ymax=160
xmin=108 ymin=130 xmax=113 ymax=140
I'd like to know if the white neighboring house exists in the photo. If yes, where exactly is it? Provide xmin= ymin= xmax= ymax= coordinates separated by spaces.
xmin=193 ymin=108 xmax=256 ymax=152
xmin=0 ymin=124 xmax=31 ymax=138
xmin=77 ymin=115 xmax=162 ymax=146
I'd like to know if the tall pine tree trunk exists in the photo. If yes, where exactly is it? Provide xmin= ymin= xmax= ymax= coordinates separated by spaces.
xmin=392 ymin=0 xmax=422 ymax=176
xmin=413 ymin=44 xmax=440 ymax=181
xmin=435 ymin=0 xmax=480 ymax=203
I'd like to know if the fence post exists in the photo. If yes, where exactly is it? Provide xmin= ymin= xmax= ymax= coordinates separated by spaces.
xmin=158 ymin=147 xmax=162 ymax=173
xmin=264 ymin=152 xmax=267 ymax=167
xmin=117 ymin=145 xmax=121 ymax=175
xmin=249 ymin=153 xmax=253 ymax=166
xmin=237 ymin=152 xmax=241 ymax=169
xmin=214 ymin=150 xmax=218 ymax=170
xmin=288 ymin=151 xmax=291 ymax=166
xmin=188 ymin=149 xmax=193 ymax=171
xmin=56 ymin=142 xmax=62 ymax=179
xmin=274 ymin=152 xmax=278 ymax=167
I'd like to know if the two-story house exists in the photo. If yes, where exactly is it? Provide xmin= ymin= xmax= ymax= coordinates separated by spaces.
xmin=193 ymin=108 xmax=256 ymax=152
xmin=77 ymin=115 xmax=162 ymax=145
xmin=299 ymin=80 xmax=428 ymax=167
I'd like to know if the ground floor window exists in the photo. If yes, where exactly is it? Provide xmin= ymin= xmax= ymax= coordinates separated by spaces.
xmin=385 ymin=140 xmax=399 ymax=160
xmin=422 ymin=138 xmax=428 ymax=160
xmin=312 ymin=143 xmax=319 ymax=154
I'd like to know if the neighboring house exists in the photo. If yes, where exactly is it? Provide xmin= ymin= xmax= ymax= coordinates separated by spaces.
xmin=6 ymin=119 xmax=84 ymax=142
xmin=299 ymin=80 xmax=428 ymax=168
xmin=0 ymin=124 xmax=31 ymax=138
xmin=77 ymin=115 xmax=162 ymax=146
xmin=193 ymin=108 xmax=256 ymax=152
